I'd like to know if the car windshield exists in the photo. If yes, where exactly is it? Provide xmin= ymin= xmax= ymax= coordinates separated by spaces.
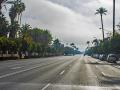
xmin=0 ymin=0 xmax=120 ymax=90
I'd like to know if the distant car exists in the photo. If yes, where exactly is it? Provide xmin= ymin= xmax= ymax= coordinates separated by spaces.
xmin=99 ymin=54 xmax=107 ymax=61
xmin=95 ymin=54 xmax=99 ymax=59
xmin=107 ymin=54 xmax=119 ymax=63
xmin=92 ymin=54 xmax=99 ymax=59
xmin=99 ymin=54 xmax=102 ymax=60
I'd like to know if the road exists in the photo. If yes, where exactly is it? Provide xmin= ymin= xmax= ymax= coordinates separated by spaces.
xmin=0 ymin=55 xmax=120 ymax=90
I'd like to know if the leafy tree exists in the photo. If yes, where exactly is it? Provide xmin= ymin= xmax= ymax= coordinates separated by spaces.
xmin=0 ymin=14 xmax=8 ymax=36
xmin=0 ymin=0 xmax=7 ymax=14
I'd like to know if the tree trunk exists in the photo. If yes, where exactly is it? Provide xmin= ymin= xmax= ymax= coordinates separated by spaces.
xmin=20 ymin=13 xmax=22 ymax=25
xmin=100 ymin=14 xmax=105 ymax=41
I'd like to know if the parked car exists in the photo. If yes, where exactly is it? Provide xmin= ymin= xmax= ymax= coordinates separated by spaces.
xmin=107 ymin=54 xmax=119 ymax=63
xmin=91 ymin=54 xmax=100 ymax=59
xmin=99 ymin=54 xmax=107 ymax=61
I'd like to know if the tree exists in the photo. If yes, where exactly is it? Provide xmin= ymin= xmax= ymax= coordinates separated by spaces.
xmin=20 ymin=24 xmax=31 ymax=38
xmin=95 ymin=7 xmax=107 ymax=41
xmin=92 ymin=39 xmax=99 ymax=47
xmin=18 ymin=1 xmax=25 ymax=24
xmin=0 ymin=0 xmax=7 ymax=14
xmin=8 ymin=0 xmax=25 ymax=23
xmin=0 ymin=14 xmax=8 ymax=36
xmin=8 ymin=0 xmax=25 ymax=38
xmin=87 ymin=41 xmax=90 ymax=48
xmin=70 ymin=43 xmax=75 ymax=47
xmin=8 ymin=21 xmax=20 ymax=38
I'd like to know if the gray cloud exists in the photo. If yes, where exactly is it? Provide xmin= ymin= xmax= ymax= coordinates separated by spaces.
xmin=21 ymin=0 xmax=120 ymax=51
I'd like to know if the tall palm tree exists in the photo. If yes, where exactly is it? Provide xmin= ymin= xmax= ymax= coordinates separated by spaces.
xmin=8 ymin=0 xmax=25 ymax=38
xmin=18 ymin=2 xmax=25 ymax=24
xmin=70 ymin=43 xmax=75 ymax=47
xmin=87 ymin=41 xmax=90 ymax=47
xmin=113 ymin=0 xmax=115 ymax=37
xmin=92 ymin=39 xmax=99 ymax=47
xmin=8 ymin=0 xmax=25 ymax=24
xmin=95 ymin=7 xmax=107 ymax=41
xmin=9 ymin=5 xmax=17 ymax=24
xmin=0 ymin=0 xmax=7 ymax=14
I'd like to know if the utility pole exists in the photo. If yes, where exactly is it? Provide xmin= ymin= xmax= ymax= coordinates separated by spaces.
xmin=113 ymin=0 xmax=115 ymax=37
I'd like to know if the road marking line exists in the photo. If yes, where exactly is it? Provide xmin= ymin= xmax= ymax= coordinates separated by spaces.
xmin=95 ymin=65 xmax=98 ymax=68
xmin=11 ymin=67 xmax=22 ymax=69
xmin=0 ymin=65 xmax=43 ymax=79
xmin=101 ymin=72 xmax=106 ymax=76
xmin=60 ymin=70 xmax=65 ymax=75
xmin=41 ymin=83 xmax=50 ymax=90
xmin=101 ymin=72 xmax=113 ymax=77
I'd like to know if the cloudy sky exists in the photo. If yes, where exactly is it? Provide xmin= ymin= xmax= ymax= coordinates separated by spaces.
xmin=21 ymin=0 xmax=120 ymax=51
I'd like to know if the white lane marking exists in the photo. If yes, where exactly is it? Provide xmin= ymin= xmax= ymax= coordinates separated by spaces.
xmin=41 ymin=83 xmax=50 ymax=90
xmin=101 ymin=72 xmax=106 ymax=76
xmin=11 ymin=67 xmax=22 ymax=69
xmin=101 ymin=72 xmax=113 ymax=77
xmin=60 ymin=70 xmax=65 ymax=75
xmin=95 ymin=65 xmax=98 ymax=68
xmin=0 ymin=65 xmax=43 ymax=79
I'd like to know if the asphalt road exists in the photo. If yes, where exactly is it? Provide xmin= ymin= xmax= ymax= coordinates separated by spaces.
xmin=0 ymin=55 xmax=120 ymax=90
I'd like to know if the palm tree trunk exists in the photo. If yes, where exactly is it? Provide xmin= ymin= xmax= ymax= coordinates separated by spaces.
xmin=0 ymin=6 xmax=2 ymax=15
xmin=113 ymin=0 xmax=115 ymax=37
xmin=20 ymin=13 xmax=22 ymax=25
xmin=100 ymin=14 xmax=105 ymax=41
xmin=0 ymin=1 xmax=3 ymax=15
xmin=17 ymin=14 xmax=20 ymax=23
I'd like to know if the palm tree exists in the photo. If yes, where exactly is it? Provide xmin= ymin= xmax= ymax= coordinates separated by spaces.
xmin=18 ymin=2 xmax=25 ymax=24
xmin=87 ymin=41 xmax=90 ymax=47
xmin=8 ymin=0 xmax=25 ymax=24
xmin=0 ymin=0 xmax=7 ymax=14
xmin=113 ymin=0 xmax=115 ymax=37
xmin=9 ymin=21 xmax=20 ymax=38
xmin=92 ymin=39 xmax=99 ymax=47
xmin=95 ymin=7 xmax=107 ymax=41
xmin=70 ymin=43 xmax=75 ymax=47
xmin=8 ymin=0 xmax=25 ymax=38
xmin=9 ymin=4 xmax=17 ymax=24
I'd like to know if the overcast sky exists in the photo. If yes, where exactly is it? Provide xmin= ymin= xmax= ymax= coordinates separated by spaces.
xmin=21 ymin=0 xmax=120 ymax=51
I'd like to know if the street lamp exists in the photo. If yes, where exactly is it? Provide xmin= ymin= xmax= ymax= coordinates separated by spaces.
xmin=113 ymin=0 xmax=115 ymax=37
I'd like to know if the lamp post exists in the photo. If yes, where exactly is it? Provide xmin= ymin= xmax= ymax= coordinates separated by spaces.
xmin=113 ymin=0 xmax=115 ymax=37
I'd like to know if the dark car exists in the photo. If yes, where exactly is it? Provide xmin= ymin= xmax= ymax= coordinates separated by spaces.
xmin=107 ymin=54 xmax=119 ymax=63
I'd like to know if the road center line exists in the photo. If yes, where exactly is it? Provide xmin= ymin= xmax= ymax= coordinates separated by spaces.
xmin=11 ymin=67 xmax=22 ymax=69
xmin=60 ymin=70 xmax=65 ymax=75
xmin=41 ymin=83 xmax=50 ymax=90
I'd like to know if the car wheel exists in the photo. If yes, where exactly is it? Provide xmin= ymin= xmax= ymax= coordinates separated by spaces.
xmin=113 ymin=61 xmax=117 ymax=63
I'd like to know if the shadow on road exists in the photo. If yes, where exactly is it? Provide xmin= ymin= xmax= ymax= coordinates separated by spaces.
xmin=85 ymin=61 xmax=120 ymax=66
xmin=100 ymin=76 xmax=120 ymax=86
